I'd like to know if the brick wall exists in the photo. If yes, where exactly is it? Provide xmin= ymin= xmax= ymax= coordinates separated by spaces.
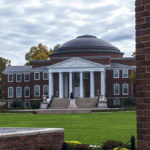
xmin=136 ymin=0 xmax=150 ymax=149
xmin=0 ymin=129 xmax=64 ymax=150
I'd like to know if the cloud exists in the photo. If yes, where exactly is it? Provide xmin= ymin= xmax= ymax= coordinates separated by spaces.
xmin=0 ymin=0 xmax=135 ymax=65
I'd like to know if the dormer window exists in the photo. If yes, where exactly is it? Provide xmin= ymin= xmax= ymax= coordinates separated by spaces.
xmin=8 ymin=74 xmax=13 ymax=82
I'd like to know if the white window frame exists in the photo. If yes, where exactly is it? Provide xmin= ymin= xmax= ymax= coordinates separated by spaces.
xmin=16 ymin=87 xmax=22 ymax=98
xmin=34 ymin=72 xmax=40 ymax=80
xmin=24 ymin=87 xmax=30 ymax=98
xmin=8 ymin=74 xmax=13 ymax=82
xmin=43 ymin=85 xmax=49 ymax=96
xmin=113 ymin=99 xmax=120 ymax=105
xmin=24 ymin=73 xmax=30 ymax=82
xmin=8 ymin=87 xmax=14 ymax=98
xmin=122 ymin=70 xmax=128 ymax=78
xmin=16 ymin=74 xmax=22 ymax=82
xmin=43 ymin=72 xmax=48 ymax=80
xmin=113 ymin=84 xmax=120 ymax=95
xmin=113 ymin=70 xmax=119 ymax=78
xmin=122 ymin=83 xmax=129 ymax=95
xmin=34 ymin=85 xmax=40 ymax=97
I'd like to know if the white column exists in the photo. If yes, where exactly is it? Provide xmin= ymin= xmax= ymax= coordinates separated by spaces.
xmin=80 ymin=72 xmax=84 ymax=98
xmin=90 ymin=71 xmax=94 ymax=98
xmin=59 ymin=72 xmax=63 ymax=98
xmin=49 ymin=72 xmax=53 ymax=98
xmin=69 ymin=72 xmax=73 ymax=95
xmin=101 ymin=71 xmax=105 ymax=96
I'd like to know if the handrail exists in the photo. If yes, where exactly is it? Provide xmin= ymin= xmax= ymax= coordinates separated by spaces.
xmin=47 ymin=96 xmax=54 ymax=109
xmin=96 ymin=93 xmax=101 ymax=107
xmin=116 ymin=135 xmax=135 ymax=150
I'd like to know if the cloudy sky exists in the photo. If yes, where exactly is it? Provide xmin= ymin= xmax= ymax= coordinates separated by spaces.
xmin=0 ymin=0 xmax=135 ymax=65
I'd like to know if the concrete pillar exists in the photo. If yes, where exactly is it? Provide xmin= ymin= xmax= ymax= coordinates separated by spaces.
xmin=101 ymin=71 xmax=105 ymax=96
xmin=90 ymin=71 xmax=94 ymax=98
xmin=49 ymin=72 xmax=53 ymax=98
xmin=80 ymin=72 xmax=83 ymax=98
xmin=69 ymin=72 xmax=72 ymax=96
xmin=59 ymin=72 xmax=63 ymax=98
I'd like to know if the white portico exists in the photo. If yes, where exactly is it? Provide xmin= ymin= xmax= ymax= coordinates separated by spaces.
xmin=48 ymin=57 xmax=107 ymax=99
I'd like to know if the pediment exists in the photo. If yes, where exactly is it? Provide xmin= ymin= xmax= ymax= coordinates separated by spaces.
xmin=49 ymin=57 xmax=106 ymax=69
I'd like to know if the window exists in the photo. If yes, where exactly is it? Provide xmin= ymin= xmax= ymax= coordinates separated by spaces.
xmin=34 ymin=72 xmax=40 ymax=80
xmin=122 ymin=70 xmax=128 ymax=78
xmin=24 ymin=101 xmax=30 ymax=108
xmin=113 ymin=84 xmax=120 ymax=95
xmin=24 ymin=74 xmax=30 ymax=82
xmin=113 ymin=99 xmax=120 ymax=105
xmin=8 ymin=102 xmax=13 ymax=109
xmin=24 ymin=87 xmax=30 ymax=97
xmin=16 ymin=87 xmax=22 ymax=98
xmin=83 ymin=73 xmax=88 ymax=79
xmin=8 ymin=87 xmax=14 ymax=98
xmin=43 ymin=72 xmax=48 ymax=80
xmin=113 ymin=70 xmax=119 ymax=78
xmin=8 ymin=74 xmax=13 ymax=82
xmin=43 ymin=85 xmax=48 ymax=96
xmin=122 ymin=83 xmax=129 ymax=95
xmin=16 ymin=74 xmax=21 ymax=82
xmin=34 ymin=85 xmax=40 ymax=96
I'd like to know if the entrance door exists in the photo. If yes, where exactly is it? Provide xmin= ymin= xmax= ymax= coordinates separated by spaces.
xmin=74 ymin=86 xmax=80 ymax=97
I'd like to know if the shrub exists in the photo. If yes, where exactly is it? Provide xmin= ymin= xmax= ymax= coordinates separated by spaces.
xmin=65 ymin=141 xmax=81 ymax=150
xmin=11 ymin=100 xmax=23 ymax=109
xmin=74 ymin=144 xmax=92 ymax=150
xmin=113 ymin=148 xmax=128 ymax=150
xmin=30 ymin=100 xmax=41 ymax=109
xmin=101 ymin=140 xmax=123 ymax=150
xmin=123 ymin=97 xmax=136 ymax=107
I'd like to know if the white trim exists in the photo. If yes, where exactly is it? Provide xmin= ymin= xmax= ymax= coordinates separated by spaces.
xmin=24 ymin=86 xmax=30 ymax=98
xmin=34 ymin=72 xmax=40 ymax=80
xmin=43 ymin=85 xmax=49 ymax=96
xmin=122 ymin=83 xmax=129 ymax=95
xmin=34 ymin=85 xmax=40 ymax=97
xmin=24 ymin=73 xmax=30 ymax=82
xmin=16 ymin=87 xmax=22 ymax=98
xmin=16 ymin=74 xmax=22 ymax=82
xmin=8 ymin=87 xmax=14 ymax=98
xmin=8 ymin=74 xmax=13 ymax=82
xmin=122 ymin=70 xmax=128 ymax=78
xmin=43 ymin=72 xmax=48 ymax=80
xmin=113 ymin=83 xmax=120 ymax=95
xmin=113 ymin=70 xmax=119 ymax=78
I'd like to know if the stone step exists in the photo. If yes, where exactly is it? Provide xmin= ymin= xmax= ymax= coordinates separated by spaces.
xmin=49 ymin=97 xmax=98 ymax=109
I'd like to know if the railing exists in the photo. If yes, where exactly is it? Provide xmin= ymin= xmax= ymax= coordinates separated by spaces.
xmin=96 ymin=93 xmax=101 ymax=107
xmin=47 ymin=96 xmax=54 ymax=109
xmin=117 ymin=135 xmax=135 ymax=150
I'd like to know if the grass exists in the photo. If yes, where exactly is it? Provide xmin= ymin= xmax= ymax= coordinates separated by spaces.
xmin=0 ymin=111 xmax=136 ymax=145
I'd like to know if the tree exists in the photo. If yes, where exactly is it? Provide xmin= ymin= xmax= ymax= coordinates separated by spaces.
xmin=0 ymin=57 xmax=11 ymax=100
xmin=129 ymin=70 xmax=136 ymax=84
xmin=25 ymin=43 xmax=60 ymax=65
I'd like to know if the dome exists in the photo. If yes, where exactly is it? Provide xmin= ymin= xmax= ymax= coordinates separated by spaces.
xmin=53 ymin=34 xmax=123 ymax=55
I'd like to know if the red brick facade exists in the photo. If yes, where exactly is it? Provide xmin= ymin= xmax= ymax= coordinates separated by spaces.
xmin=136 ymin=0 xmax=150 ymax=149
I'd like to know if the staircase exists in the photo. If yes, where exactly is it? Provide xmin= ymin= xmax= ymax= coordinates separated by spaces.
xmin=48 ymin=97 xmax=98 ymax=109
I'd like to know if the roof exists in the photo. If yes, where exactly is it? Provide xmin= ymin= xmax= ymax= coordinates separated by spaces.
xmin=110 ymin=63 xmax=136 ymax=69
xmin=3 ymin=66 xmax=32 ymax=74
xmin=53 ymin=34 xmax=124 ymax=55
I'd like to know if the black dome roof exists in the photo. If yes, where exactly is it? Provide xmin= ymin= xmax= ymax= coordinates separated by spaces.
xmin=54 ymin=34 xmax=123 ymax=55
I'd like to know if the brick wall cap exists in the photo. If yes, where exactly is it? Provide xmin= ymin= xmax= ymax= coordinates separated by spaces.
xmin=0 ymin=128 xmax=64 ymax=138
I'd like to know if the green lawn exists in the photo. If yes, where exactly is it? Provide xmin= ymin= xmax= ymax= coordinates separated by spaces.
xmin=0 ymin=111 xmax=136 ymax=145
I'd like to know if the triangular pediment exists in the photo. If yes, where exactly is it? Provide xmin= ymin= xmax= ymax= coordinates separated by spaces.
xmin=49 ymin=57 xmax=106 ymax=69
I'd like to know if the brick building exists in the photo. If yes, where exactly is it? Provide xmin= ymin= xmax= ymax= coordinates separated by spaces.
xmin=3 ymin=34 xmax=136 ymax=108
